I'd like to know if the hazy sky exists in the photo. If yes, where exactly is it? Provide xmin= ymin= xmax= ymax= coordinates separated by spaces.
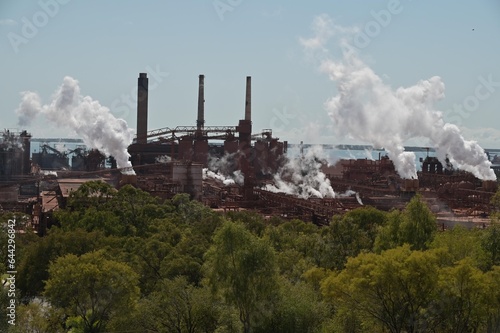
xmin=1 ymin=0 xmax=500 ymax=147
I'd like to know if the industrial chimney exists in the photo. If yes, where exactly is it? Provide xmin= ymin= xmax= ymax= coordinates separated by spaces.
xmin=136 ymin=73 xmax=149 ymax=144
xmin=197 ymin=74 xmax=205 ymax=131
xmin=20 ymin=130 xmax=31 ymax=175
xmin=245 ymin=76 xmax=251 ymax=121
xmin=238 ymin=75 xmax=254 ymax=199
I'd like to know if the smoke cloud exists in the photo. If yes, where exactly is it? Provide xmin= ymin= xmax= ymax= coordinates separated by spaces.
xmin=208 ymin=153 xmax=238 ymax=176
xmin=15 ymin=76 xmax=135 ymax=173
xmin=17 ymin=91 xmax=42 ymax=127
xmin=203 ymin=168 xmax=244 ymax=186
xmin=264 ymin=145 xmax=336 ymax=199
xmin=155 ymin=155 xmax=172 ymax=163
xmin=337 ymin=189 xmax=364 ymax=206
xmin=0 ymin=130 xmax=24 ymax=151
xmin=300 ymin=15 xmax=495 ymax=180
xmin=204 ymin=153 xmax=244 ymax=186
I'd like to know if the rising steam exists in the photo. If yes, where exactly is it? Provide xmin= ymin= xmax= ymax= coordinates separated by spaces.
xmin=203 ymin=168 xmax=244 ymax=186
xmin=204 ymin=153 xmax=244 ymax=186
xmin=264 ymin=145 xmax=336 ymax=199
xmin=15 ymin=77 xmax=135 ymax=173
xmin=300 ymin=15 xmax=495 ymax=180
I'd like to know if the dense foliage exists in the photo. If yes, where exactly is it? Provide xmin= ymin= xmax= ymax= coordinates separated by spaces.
xmin=2 ymin=182 xmax=500 ymax=332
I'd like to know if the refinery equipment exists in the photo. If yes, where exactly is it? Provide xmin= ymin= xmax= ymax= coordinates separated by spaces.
xmin=128 ymin=74 xmax=287 ymax=180
xmin=32 ymin=144 xmax=70 ymax=170
xmin=0 ymin=129 xmax=31 ymax=179
xmin=1 ymin=73 xmax=499 ymax=233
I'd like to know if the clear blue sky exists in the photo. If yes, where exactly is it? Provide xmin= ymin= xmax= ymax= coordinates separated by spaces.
xmin=1 ymin=0 xmax=500 ymax=147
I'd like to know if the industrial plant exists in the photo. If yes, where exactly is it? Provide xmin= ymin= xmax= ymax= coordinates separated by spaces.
xmin=1 ymin=73 xmax=499 ymax=234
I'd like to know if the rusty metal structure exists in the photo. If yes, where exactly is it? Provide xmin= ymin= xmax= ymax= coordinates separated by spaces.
xmin=123 ymin=161 xmax=204 ymax=201
xmin=2 ymin=74 xmax=500 ymax=233
xmin=418 ymin=156 xmax=496 ymax=219
xmin=128 ymin=74 xmax=287 ymax=181
xmin=31 ymin=144 xmax=70 ymax=170
xmin=0 ymin=129 xmax=31 ymax=179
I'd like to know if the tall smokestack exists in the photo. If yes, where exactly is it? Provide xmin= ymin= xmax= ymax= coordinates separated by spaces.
xmin=245 ymin=76 xmax=251 ymax=121
xmin=136 ymin=73 xmax=148 ymax=144
xmin=20 ymin=130 xmax=31 ymax=175
xmin=197 ymin=74 xmax=205 ymax=131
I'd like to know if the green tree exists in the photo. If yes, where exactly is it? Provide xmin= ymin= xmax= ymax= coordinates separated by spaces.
xmin=431 ymin=225 xmax=490 ymax=270
xmin=265 ymin=219 xmax=318 ymax=254
xmin=435 ymin=258 xmax=491 ymax=332
xmin=255 ymin=278 xmax=329 ymax=333
xmin=205 ymin=221 xmax=279 ymax=333
xmin=485 ymin=266 xmax=500 ymax=332
xmin=322 ymin=245 xmax=441 ymax=333
xmin=400 ymin=194 xmax=437 ymax=249
xmin=44 ymin=251 xmax=139 ymax=333
xmin=121 ymin=218 xmax=181 ymax=295
xmin=171 ymin=193 xmax=221 ymax=229
xmin=17 ymin=228 xmax=107 ymax=298
xmin=374 ymin=209 xmax=403 ymax=252
xmin=107 ymin=184 xmax=165 ymax=236
xmin=264 ymin=219 xmax=322 ymax=280
xmin=226 ymin=210 xmax=267 ymax=237
xmin=323 ymin=206 xmax=387 ymax=270
xmin=340 ymin=206 xmax=388 ymax=239
xmin=160 ymin=227 xmax=207 ymax=285
xmin=482 ymin=221 xmax=500 ymax=268
xmin=324 ymin=306 xmax=363 ymax=333
xmin=65 ymin=180 xmax=116 ymax=211
xmin=375 ymin=194 xmax=436 ymax=251
xmin=139 ymin=276 xmax=219 ymax=333
xmin=10 ymin=300 xmax=66 ymax=333
xmin=57 ymin=208 xmax=122 ymax=235
xmin=0 ymin=286 xmax=9 ymax=333
xmin=0 ymin=212 xmax=38 ymax=279
xmin=57 ymin=182 xmax=167 ymax=237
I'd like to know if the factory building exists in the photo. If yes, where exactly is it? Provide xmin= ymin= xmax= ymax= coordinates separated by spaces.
xmin=128 ymin=74 xmax=287 ymax=180
xmin=32 ymin=144 xmax=70 ymax=170
xmin=1 ymin=73 xmax=499 ymax=231
xmin=0 ymin=130 xmax=31 ymax=179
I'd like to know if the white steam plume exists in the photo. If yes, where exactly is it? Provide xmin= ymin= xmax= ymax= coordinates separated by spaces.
xmin=337 ymin=189 xmax=364 ymax=206
xmin=355 ymin=192 xmax=363 ymax=206
xmin=264 ymin=145 xmax=336 ymax=199
xmin=300 ymin=15 xmax=495 ymax=180
xmin=1 ymin=130 xmax=24 ymax=150
xmin=17 ymin=91 xmax=42 ymax=126
xmin=15 ymin=77 xmax=135 ymax=173
xmin=203 ymin=168 xmax=244 ymax=186
xmin=363 ymin=148 xmax=375 ymax=161
xmin=205 ymin=153 xmax=244 ymax=186
xmin=155 ymin=155 xmax=172 ymax=163
xmin=208 ymin=153 xmax=238 ymax=175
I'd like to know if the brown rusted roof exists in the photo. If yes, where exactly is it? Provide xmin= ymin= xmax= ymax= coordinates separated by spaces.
xmin=41 ymin=191 xmax=59 ymax=212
